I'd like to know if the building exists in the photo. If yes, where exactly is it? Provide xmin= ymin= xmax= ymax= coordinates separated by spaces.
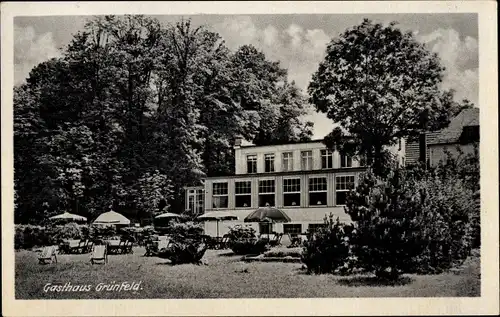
xmin=186 ymin=137 xmax=405 ymax=237
xmin=405 ymin=108 xmax=479 ymax=167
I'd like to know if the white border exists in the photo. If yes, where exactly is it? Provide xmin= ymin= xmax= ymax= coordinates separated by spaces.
xmin=2 ymin=1 xmax=498 ymax=316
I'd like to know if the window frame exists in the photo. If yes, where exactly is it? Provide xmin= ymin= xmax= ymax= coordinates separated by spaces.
xmin=340 ymin=153 xmax=353 ymax=168
xmin=282 ymin=151 xmax=294 ymax=172
xmin=264 ymin=153 xmax=275 ymax=173
xmin=308 ymin=176 xmax=328 ymax=206
xmin=335 ymin=175 xmax=356 ymax=206
xmin=235 ymin=180 xmax=252 ymax=208
xmin=301 ymin=150 xmax=313 ymax=170
xmin=283 ymin=224 xmax=302 ymax=234
xmin=212 ymin=181 xmax=229 ymax=209
xmin=283 ymin=177 xmax=301 ymax=207
xmin=321 ymin=149 xmax=334 ymax=169
xmin=258 ymin=178 xmax=276 ymax=207
xmin=246 ymin=154 xmax=257 ymax=174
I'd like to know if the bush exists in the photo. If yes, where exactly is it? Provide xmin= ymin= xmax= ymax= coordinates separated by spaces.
xmin=230 ymin=239 xmax=269 ymax=255
xmin=227 ymin=225 xmax=269 ymax=255
xmin=345 ymin=169 xmax=477 ymax=279
xmin=157 ymin=222 xmax=207 ymax=264
xmin=14 ymin=225 xmax=55 ymax=249
xmin=14 ymin=223 xmax=90 ymax=250
xmin=301 ymin=214 xmax=354 ymax=274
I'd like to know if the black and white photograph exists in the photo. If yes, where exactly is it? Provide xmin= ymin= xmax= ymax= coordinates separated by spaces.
xmin=2 ymin=1 xmax=498 ymax=316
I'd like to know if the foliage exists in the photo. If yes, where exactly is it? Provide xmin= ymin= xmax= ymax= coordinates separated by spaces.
xmin=14 ymin=15 xmax=313 ymax=224
xmin=157 ymin=221 xmax=207 ymax=264
xmin=14 ymin=223 xmax=91 ymax=250
xmin=230 ymin=239 xmax=269 ymax=255
xmin=226 ymin=225 xmax=268 ymax=255
xmin=344 ymin=168 xmax=477 ymax=279
xmin=226 ymin=224 xmax=257 ymax=241
xmin=301 ymin=214 xmax=355 ymax=274
xmin=308 ymin=19 xmax=467 ymax=176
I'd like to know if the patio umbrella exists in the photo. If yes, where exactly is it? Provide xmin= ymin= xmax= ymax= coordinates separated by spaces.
xmin=49 ymin=212 xmax=87 ymax=222
xmin=244 ymin=206 xmax=291 ymax=238
xmin=197 ymin=211 xmax=238 ymax=238
xmin=93 ymin=210 xmax=130 ymax=226
xmin=155 ymin=212 xmax=182 ymax=219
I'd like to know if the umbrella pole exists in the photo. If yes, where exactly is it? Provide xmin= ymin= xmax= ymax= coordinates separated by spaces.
xmin=216 ymin=220 xmax=219 ymax=238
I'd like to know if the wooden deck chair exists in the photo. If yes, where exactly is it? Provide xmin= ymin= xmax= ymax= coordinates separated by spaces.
xmin=90 ymin=244 xmax=108 ymax=265
xmin=220 ymin=235 xmax=230 ymax=249
xmin=38 ymin=246 xmax=57 ymax=264
xmin=123 ymin=240 xmax=133 ymax=254
xmin=144 ymin=239 xmax=157 ymax=256
xmin=85 ymin=240 xmax=94 ymax=254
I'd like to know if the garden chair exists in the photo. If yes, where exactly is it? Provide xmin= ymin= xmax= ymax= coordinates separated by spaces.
xmin=123 ymin=240 xmax=133 ymax=254
xmin=70 ymin=239 xmax=87 ymax=254
xmin=90 ymin=244 xmax=108 ymax=265
xmin=219 ymin=235 xmax=230 ymax=249
xmin=144 ymin=239 xmax=158 ymax=256
xmin=38 ymin=245 xmax=58 ymax=264
xmin=85 ymin=240 xmax=94 ymax=254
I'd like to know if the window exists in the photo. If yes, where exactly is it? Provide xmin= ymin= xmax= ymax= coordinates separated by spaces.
xmin=264 ymin=154 xmax=275 ymax=173
xmin=335 ymin=175 xmax=355 ymax=205
xmin=282 ymin=152 xmax=294 ymax=172
xmin=321 ymin=149 xmax=334 ymax=169
xmin=301 ymin=150 xmax=313 ymax=170
xmin=308 ymin=223 xmax=326 ymax=233
xmin=340 ymin=153 xmax=352 ymax=168
xmin=258 ymin=179 xmax=275 ymax=207
xmin=247 ymin=155 xmax=257 ymax=174
xmin=283 ymin=178 xmax=301 ymax=207
xmin=309 ymin=177 xmax=327 ymax=206
xmin=187 ymin=188 xmax=204 ymax=216
xmin=284 ymin=224 xmax=302 ymax=234
xmin=235 ymin=181 xmax=252 ymax=208
xmin=212 ymin=182 xmax=228 ymax=208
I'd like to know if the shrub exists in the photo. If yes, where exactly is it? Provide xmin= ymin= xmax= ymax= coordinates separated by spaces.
xmin=48 ymin=223 xmax=87 ymax=243
xmin=345 ymin=169 xmax=477 ymax=279
xmin=227 ymin=225 xmax=269 ymax=255
xmin=230 ymin=239 xmax=269 ymax=255
xmin=14 ymin=225 xmax=55 ymax=249
xmin=157 ymin=222 xmax=207 ymax=264
xmin=301 ymin=214 xmax=354 ymax=274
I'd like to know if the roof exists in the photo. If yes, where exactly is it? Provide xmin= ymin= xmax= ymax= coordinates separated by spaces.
xmin=239 ymin=138 xmax=326 ymax=148
xmin=428 ymin=107 xmax=479 ymax=144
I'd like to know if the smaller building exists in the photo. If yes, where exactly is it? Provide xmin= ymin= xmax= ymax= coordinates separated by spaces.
xmin=405 ymin=108 xmax=479 ymax=167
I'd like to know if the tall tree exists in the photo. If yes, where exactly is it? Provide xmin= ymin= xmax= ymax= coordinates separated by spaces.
xmin=308 ymin=19 xmax=462 ymax=176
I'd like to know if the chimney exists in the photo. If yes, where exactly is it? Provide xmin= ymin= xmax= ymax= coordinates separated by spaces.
xmin=233 ymin=135 xmax=243 ymax=149
xmin=418 ymin=133 xmax=427 ymax=164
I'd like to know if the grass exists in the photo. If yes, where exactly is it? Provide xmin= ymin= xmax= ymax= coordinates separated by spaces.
xmin=15 ymin=247 xmax=480 ymax=299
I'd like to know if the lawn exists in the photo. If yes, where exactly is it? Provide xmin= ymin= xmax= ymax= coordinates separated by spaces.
xmin=15 ymin=247 xmax=480 ymax=299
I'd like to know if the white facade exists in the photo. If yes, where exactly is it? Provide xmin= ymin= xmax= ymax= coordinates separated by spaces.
xmin=187 ymin=138 xmax=406 ymax=237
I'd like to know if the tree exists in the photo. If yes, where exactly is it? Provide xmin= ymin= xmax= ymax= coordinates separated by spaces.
xmin=308 ymin=19 xmax=462 ymax=176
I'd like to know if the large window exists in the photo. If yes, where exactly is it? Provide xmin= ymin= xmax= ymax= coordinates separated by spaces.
xmin=309 ymin=177 xmax=327 ymax=206
xmin=212 ymin=182 xmax=228 ymax=208
xmin=308 ymin=223 xmax=326 ymax=233
xmin=321 ymin=149 xmax=334 ymax=169
xmin=335 ymin=175 xmax=355 ymax=205
xmin=301 ymin=150 xmax=313 ymax=170
xmin=283 ymin=178 xmax=301 ymax=207
xmin=282 ymin=152 xmax=294 ymax=172
xmin=247 ymin=155 xmax=257 ymax=174
xmin=264 ymin=154 xmax=275 ymax=173
xmin=258 ymin=179 xmax=275 ymax=207
xmin=235 ymin=181 xmax=252 ymax=208
xmin=340 ymin=153 xmax=352 ymax=168
xmin=283 ymin=224 xmax=302 ymax=234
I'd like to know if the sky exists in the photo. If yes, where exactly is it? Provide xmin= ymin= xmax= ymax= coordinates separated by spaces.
xmin=14 ymin=14 xmax=479 ymax=139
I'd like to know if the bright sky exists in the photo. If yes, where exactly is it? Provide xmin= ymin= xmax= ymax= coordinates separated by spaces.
xmin=14 ymin=14 xmax=478 ymax=139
